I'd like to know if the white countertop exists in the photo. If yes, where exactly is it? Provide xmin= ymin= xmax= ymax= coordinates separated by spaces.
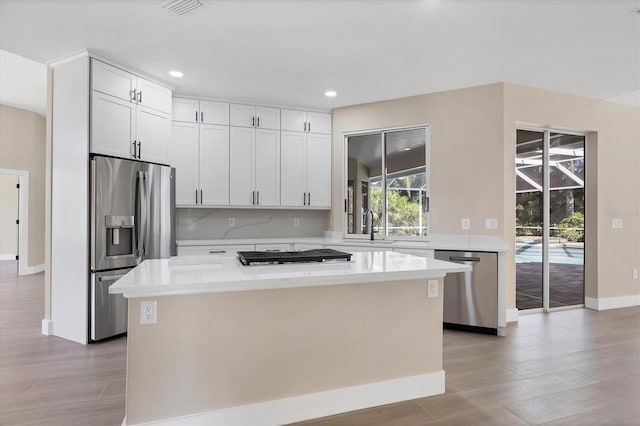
xmin=109 ymin=251 xmax=472 ymax=298
xmin=176 ymin=235 xmax=510 ymax=253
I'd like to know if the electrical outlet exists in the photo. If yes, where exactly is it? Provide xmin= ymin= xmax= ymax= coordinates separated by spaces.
xmin=428 ymin=280 xmax=438 ymax=298
xmin=633 ymin=269 xmax=638 ymax=280
xmin=228 ymin=217 xmax=235 ymax=227
xmin=612 ymin=218 xmax=623 ymax=229
xmin=485 ymin=218 xmax=498 ymax=230
xmin=140 ymin=301 xmax=157 ymax=325
xmin=293 ymin=217 xmax=300 ymax=227
xmin=461 ymin=218 xmax=471 ymax=230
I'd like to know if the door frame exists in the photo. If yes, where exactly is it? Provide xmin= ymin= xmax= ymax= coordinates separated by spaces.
xmin=0 ymin=168 xmax=29 ymax=276
xmin=515 ymin=126 xmax=586 ymax=313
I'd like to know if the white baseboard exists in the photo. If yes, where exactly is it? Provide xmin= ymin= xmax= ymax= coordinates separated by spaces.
xmin=20 ymin=263 xmax=44 ymax=275
xmin=134 ymin=371 xmax=446 ymax=426
xmin=585 ymin=295 xmax=640 ymax=311
xmin=0 ymin=254 xmax=17 ymax=260
xmin=41 ymin=319 xmax=53 ymax=335
xmin=506 ymin=308 xmax=518 ymax=322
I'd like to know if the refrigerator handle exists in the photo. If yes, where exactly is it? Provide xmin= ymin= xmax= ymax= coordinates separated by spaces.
xmin=137 ymin=171 xmax=147 ymax=258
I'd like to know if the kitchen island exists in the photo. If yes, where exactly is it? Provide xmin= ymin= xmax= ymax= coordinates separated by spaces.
xmin=110 ymin=251 xmax=471 ymax=426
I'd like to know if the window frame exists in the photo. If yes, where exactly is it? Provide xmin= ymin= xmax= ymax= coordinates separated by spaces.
xmin=342 ymin=124 xmax=431 ymax=241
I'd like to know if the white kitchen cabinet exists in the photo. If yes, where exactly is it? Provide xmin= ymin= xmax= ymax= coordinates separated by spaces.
xmin=281 ymin=131 xmax=331 ymax=208
xmin=91 ymin=59 xmax=171 ymax=162
xmin=170 ymin=121 xmax=229 ymax=206
xmin=172 ymin=98 xmax=229 ymax=125
xmin=230 ymin=104 xmax=280 ymax=130
xmin=229 ymin=127 xmax=280 ymax=206
xmin=281 ymin=109 xmax=331 ymax=134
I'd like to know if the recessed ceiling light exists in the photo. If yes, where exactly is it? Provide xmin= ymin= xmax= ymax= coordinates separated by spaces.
xmin=404 ymin=148 xmax=411 ymax=151
xmin=324 ymin=90 xmax=337 ymax=97
xmin=169 ymin=70 xmax=184 ymax=78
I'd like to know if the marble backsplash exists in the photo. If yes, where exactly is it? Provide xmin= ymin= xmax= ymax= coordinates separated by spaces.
xmin=176 ymin=208 xmax=329 ymax=240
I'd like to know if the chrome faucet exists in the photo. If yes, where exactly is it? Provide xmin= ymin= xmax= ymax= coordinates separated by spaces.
xmin=369 ymin=210 xmax=375 ymax=241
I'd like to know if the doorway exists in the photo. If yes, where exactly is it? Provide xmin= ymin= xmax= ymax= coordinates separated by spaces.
xmin=515 ymin=129 xmax=585 ymax=312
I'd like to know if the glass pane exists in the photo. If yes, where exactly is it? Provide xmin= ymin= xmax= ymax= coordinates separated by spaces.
xmin=384 ymin=129 xmax=427 ymax=236
xmin=549 ymin=133 xmax=585 ymax=307
xmin=515 ymin=130 xmax=544 ymax=310
xmin=346 ymin=133 xmax=383 ymax=237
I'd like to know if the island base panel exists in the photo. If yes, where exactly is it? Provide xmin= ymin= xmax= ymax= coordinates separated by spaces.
xmin=125 ymin=279 xmax=444 ymax=425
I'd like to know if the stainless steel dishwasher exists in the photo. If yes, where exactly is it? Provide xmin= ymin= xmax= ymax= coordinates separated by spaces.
xmin=435 ymin=250 xmax=498 ymax=335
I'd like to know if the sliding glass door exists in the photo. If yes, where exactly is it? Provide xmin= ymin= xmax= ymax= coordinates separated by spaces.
xmin=515 ymin=129 xmax=585 ymax=312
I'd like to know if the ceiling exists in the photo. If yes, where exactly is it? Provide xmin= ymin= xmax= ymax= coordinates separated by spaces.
xmin=0 ymin=0 xmax=639 ymax=113
xmin=0 ymin=49 xmax=46 ymax=116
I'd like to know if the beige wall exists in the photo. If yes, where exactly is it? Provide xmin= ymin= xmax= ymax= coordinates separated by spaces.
xmin=0 ymin=104 xmax=46 ymax=267
xmin=0 ymin=174 xmax=19 ymax=256
xmin=126 ymin=279 xmax=444 ymax=424
xmin=331 ymin=82 xmax=640 ymax=307
xmin=503 ymin=83 xmax=640 ymax=302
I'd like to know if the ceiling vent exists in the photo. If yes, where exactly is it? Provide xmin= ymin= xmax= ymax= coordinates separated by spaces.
xmin=160 ymin=0 xmax=203 ymax=17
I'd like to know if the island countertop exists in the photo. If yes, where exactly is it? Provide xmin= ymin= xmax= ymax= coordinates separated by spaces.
xmin=109 ymin=251 xmax=471 ymax=298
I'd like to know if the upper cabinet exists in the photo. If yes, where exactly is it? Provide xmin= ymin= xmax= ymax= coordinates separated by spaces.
xmin=172 ymin=98 xmax=229 ymax=125
xmin=281 ymin=109 xmax=331 ymax=134
xmin=230 ymin=104 xmax=280 ymax=130
xmin=90 ymin=60 xmax=171 ymax=163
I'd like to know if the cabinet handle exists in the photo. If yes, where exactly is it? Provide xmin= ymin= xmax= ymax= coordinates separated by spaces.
xmin=132 ymin=141 xmax=137 ymax=158
xmin=195 ymin=110 xmax=198 ymax=122
xmin=196 ymin=189 xmax=198 ymax=204
xmin=130 ymin=90 xmax=137 ymax=102
xmin=308 ymin=192 xmax=311 ymax=205
xmin=252 ymin=116 xmax=255 ymax=127
xmin=303 ymin=192 xmax=306 ymax=206
xmin=303 ymin=122 xmax=307 ymax=132
xmin=208 ymin=250 xmax=226 ymax=254
xmin=252 ymin=190 xmax=255 ymax=205
xmin=201 ymin=111 xmax=204 ymax=122
xmin=137 ymin=91 xmax=142 ymax=103
xmin=308 ymin=122 xmax=311 ymax=132
xmin=257 ymin=116 xmax=260 ymax=127
xmin=137 ymin=141 xmax=141 ymax=159
xmin=257 ymin=191 xmax=260 ymax=205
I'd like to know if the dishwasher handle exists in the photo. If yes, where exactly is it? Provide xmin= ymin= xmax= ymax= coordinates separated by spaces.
xmin=449 ymin=256 xmax=481 ymax=263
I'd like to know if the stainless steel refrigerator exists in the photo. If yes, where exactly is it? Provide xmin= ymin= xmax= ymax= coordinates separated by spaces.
xmin=90 ymin=155 xmax=175 ymax=341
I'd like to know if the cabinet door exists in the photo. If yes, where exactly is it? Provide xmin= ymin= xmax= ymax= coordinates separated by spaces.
xmin=136 ymin=106 xmax=170 ymax=164
xmin=255 ymin=106 xmax=280 ymax=130
xmin=254 ymin=129 xmax=280 ymax=206
xmin=172 ymin=98 xmax=199 ymax=123
xmin=200 ymin=124 xmax=230 ymax=205
xmin=136 ymin=77 xmax=171 ymax=114
xmin=306 ymin=133 xmax=331 ymax=208
xmin=281 ymin=109 xmax=307 ymax=132
xmin=230 ymin=104 xmax=256 ymax=128
xmin=91 ymin=60 xmax=136 ymax=102
xmin=200 ymin=100 xmax=229 ymax=125
xmin=229 ymin=127 xmax=255 ymax=205
xmin=170 ymin=122 xmax=199 ymax=206
xmin=280 ymin=131 xmax=307 ymax=206
xmin=91 ymin=91 xmax=135 ymax=158
xmin=307 ymin=112 xmax=332 ymax=134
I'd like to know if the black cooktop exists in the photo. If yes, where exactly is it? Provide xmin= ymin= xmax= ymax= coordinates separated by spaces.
xmin=237 ymin=249 xmax=352 ymax=266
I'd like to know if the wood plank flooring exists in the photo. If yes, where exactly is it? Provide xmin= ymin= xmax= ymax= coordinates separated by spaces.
xmin=1 ymin=259 xmax=639 ymax=425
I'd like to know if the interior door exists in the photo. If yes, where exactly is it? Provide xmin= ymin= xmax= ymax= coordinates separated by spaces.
xmin=254 ymin=129 xmax=280 ymax=206
xmin=229 ymin=126 xmax=255 ymax=205
xmin=306 ymin=133 xmax=331 ymax=207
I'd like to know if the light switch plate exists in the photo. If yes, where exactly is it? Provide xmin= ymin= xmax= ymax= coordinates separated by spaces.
xmin=428 ymin=280 xmax=438 ymax=298
xmin=612 ymin=218 xmax=623 ymax=229
xmin=485 ymin=218 xmax=498 ymax=230
xmin=228 ymin=217 xmax=236 ymax=227
xmin=461 ymin=218 xmax=471 ymax=230
xmin=293 ymin=217 xmax=300 ymax=227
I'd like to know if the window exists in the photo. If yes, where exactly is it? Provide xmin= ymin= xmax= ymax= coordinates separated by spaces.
xmin=345 ymin=126 xmax=430 ymax=238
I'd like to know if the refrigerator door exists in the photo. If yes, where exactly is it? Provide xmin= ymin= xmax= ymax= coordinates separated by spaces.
xmin=143 ymin=162 xmax=173 ymax=260
xmin=91 ymin=156 xmax=144 ymax=271
xmin=91 ymin=268 xmax=130 ymax=341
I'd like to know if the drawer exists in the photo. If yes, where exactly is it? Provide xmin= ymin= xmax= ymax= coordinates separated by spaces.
xmin=177 ymin=244 xmax=255 ymax=256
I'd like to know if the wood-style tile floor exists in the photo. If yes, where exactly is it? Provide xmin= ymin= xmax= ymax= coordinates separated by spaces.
xmin=1 ymin=259 xmax=639 ymax=425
